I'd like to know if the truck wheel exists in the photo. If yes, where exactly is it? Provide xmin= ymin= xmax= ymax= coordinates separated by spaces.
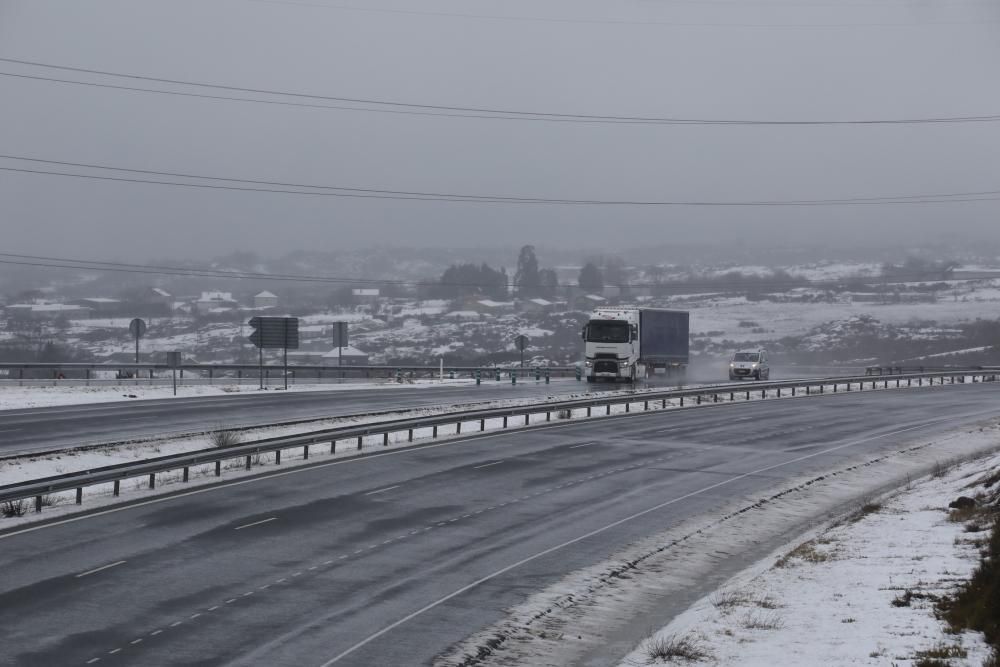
xmin=753 ymin=371 xmax=760 ymax=381
xmin=585 ymin=377 xmax=594 ymax=383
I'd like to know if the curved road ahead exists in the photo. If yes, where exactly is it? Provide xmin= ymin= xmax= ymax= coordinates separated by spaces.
xmin=1 ymin=382 xmax=997 ymax=666
xmin=0 ymin=380 xmax=597 ymax=455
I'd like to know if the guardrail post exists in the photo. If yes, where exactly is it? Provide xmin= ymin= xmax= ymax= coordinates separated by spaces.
xmin=546 ymin=411 xmax=551 ymax=421
xmin=626 ymin=402 xmax=631 ymax=412
xmin=76 ymin=488 xmax=82 ymax=504
xmin=730 ymin=392 xmax=734 ymax=401
xmin=479 ymin=419 xmax=485 ymax=431
xmin=662 ymin=398 xmax=667 ymax=408
xmin=524 ymin=414 xmax=530 ymax=425
xmin=357 ymin=435 xmax=364 ymax=450
xmin=511 ymin=374 xmax=516 ymax=385
xmin=246 ymin=455 xmax=252 ymax=470
xmin=148 ymin=473 xmax=155 ymax=489
xmin=680 ymin=397 xmax=684 ymax=406
xmin=792 ymin=387 xmax=796 ymax=396
xmin=777 ymin=388 xmax=781 ymax=397
xmin=587 ymin=406 xmax=592 ymax=416
xmin=745 ymin=391 xmax=750 ymax=400
xmin=806 ymin=386 xmax=810 ymax=395
xmin=113 ymin=480 xmax=120 ymax=496
xmin=457 ymin=422 xmax=462 ymax=434
xmin=331 ymin=441 xmax=337 ymax=454
xmin=503 ymin=416 xmax=508 ymax=428
xmin=432 ymin=425 xmax=438 ymax=438
xmin=696 ymin=395 xmax=701 ymax=405
xmin=183 ymin=466 xmax=189 ymax=482
xmin=304 ymin=444 xmax=310 ymax=458
xmin=712 ymin=394 xmax=718 ymax=403
xmin=276 ymin=448 xmax=283 ymax=464
xmin=35 ymin=495 xmax=42 ymax=513
xmin=761 ymin=389 xmax=766 ymax=399
xmin=644 ymin=400 xmax=649 ymax=411
xmin=606 ymin=404 xmax=611 ymax=415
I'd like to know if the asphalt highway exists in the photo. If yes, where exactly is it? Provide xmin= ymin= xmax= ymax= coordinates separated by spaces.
xmin=0 ymin=379 xmax=597 ymax=455
xmin=1 ymin=382 xmax=997 ymax=666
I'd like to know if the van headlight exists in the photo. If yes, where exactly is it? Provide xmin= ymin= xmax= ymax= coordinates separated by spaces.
xmin=752 ymin=363 xmax=758 ymax=368
xmin=729 ymin=363 xmax=735 ymax=368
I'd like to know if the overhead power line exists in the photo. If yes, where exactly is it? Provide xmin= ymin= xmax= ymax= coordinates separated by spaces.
xmin=2 ymin=57 xmax=999 ymax=126
xmin=2 ymin=154 xmax=999 ymax=206
xmin=0 ymin=252 xmax=988 ymax=291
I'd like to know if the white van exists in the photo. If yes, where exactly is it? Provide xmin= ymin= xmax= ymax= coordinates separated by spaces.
xmin=729 ymin=348 xmax=770 ymax=381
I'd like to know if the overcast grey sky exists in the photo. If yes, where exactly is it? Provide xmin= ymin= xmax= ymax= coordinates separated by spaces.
xmin=2 ymin=0 xmax=999 ymax=260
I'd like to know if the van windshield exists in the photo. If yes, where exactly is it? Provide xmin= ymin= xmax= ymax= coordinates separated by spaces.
xmin=586 ymin=321 xmax=630 ymax=343
xmin=733 ymin=352 xmax=759 ymax=362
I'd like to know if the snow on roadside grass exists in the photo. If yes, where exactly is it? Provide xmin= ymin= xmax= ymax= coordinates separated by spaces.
xmin=0 ymin=378 xmax=475 ymax=410
xmin=620 ymin=451 xmax=1000 ymax=667
xmin=437 ymin=421 xmax=1000 ymax=667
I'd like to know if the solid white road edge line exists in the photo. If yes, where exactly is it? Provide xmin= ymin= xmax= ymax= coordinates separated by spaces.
xmin=317 ymin=417 xmax=954 ymax=665
xmin=75 ymin=560 xmax=126 ymax=578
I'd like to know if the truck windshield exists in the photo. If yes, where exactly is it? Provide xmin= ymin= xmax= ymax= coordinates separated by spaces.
xmin=586 ymin=321 xmax=630 ymax=343
xmin=733 ymin=352 xmax=759 ymax=362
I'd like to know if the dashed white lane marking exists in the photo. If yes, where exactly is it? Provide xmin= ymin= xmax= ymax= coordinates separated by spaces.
xmin=365 ymin=485 xmax=400 ymax=496
xmin=225 ymin=599 xmax=237 ymax=604
xmin=150 ymin=630 xmax=162 ymax=637
xmin=259 ymin=584 xmax=271 ymax=590
xmin=108 ymin=648 xmax=121 ymax=654
xmin=189 ymin=613 xmax=201 ymax=619
xmin=234 ymin=517 xmax=277 ymax=531
xmin=75 ymin=560 xmax=126 ymax=578
xmin=242 ymin=591 xmax=254 ymax=597
xmin=86 ymin=658 xmax=100 ymax=664
xmin=338 ymin=555 xmax=349 ymax=559
xmin=309 ymin=565 xmax=319 ymax=570
xmin=169 ymin=621 xmax=182 ymax=628
xmin=569 ymin=441 xmax=597 ymax=449
xmin=130 ymin=639 xmax=142 ymax=645
xmin=473 ymin=460 xmax=504 ymax=469
xmin=276 ymin=578 xmax=287 ymax=583
xmin=292 ymin=571 xmax=303 ymax=576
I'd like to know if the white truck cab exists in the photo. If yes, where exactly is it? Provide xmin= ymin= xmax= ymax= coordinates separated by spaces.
xmin=582 ymin=307 xmax=689 ymax=383
xmin=729 ymin=348 xmax=770 ymax=381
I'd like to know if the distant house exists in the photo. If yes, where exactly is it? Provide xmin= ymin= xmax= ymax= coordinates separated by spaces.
xmin=351 ymin=288 xmax=380 ymax=306
xmin=148 ymin=287 xmax=173 ymax=307
xmin=6 ymin=303 xmax=92 ymax=320
xmin=321 ymin=345 xmax=369 ymax=366
xmin=194 ymin=291 xmax=238 ymax=313
xmin=443 ymin=310 xmax=480 ymax=321
xmin=468 ymin=299 xmax=515 ymax=314
xmin=521 ymin=298 xmax=554 ymax=315
xmin=574 ymin=294 xmax=606 ymax=310
xmin=73 ymin=297 xmax=121 ymax=314
xmin=253 ymin=291 xmax=279 ymax=309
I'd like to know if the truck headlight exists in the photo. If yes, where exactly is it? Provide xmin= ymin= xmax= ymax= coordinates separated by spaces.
xmin=584 ymin=360 xmax=592 ymax=367
xmin=619 ymin=361 xmax=629 ymax=367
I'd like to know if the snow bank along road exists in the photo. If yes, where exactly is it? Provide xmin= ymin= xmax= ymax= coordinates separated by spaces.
xmin=0 ymin=379 xmax=597 ymax=455
xmin=1 ymin=383 xmax=997 ymax=666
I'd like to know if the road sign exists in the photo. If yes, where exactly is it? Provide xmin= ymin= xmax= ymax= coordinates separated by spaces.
xmin=129 ymin=318 xmax=147 ymax=339
xmin=332 ymin=322 xmax=349 ymax=348
xmin=166 ymin=351 xmax=182 ymax=368
xmin=248 ymin=317 xmax=299 ymax=350
xmin=515 ymin=334 xmax=529 ymax=368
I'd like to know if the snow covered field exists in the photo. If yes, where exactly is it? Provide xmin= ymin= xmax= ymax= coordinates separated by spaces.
xmin=620 ymin=451 xmax=999 ymax=666
xmin=439 ymin=421 xmax=1000 ymax=667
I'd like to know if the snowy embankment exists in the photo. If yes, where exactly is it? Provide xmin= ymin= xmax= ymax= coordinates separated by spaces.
xmin=0 ymin=377 xmax=474 ymax=410
xmin=620 ymin=451 xmax=999 ymax=666
xmin=437 ymin=421 xmax=1000 ymax=667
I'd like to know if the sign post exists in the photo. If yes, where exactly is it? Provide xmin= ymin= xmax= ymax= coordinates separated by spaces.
xmin=332 ymin=322 xmax=349 ymax=382
xmin=514 ymin=334 xmax=529 ymax=372
xmin=167 ymin=351 xmax=181 ymax=396
xmin=129 ymin=318 xmax=147 ymax=385
xmin=249 ymin=317 xmax=300 ymax=390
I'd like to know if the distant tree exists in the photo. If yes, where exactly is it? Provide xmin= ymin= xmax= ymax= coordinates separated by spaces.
xmin=602 ymin=256 xmax=626 ymax=288
xmin=538 ymin=269 xmax=559 ymax=299
xmin=434 ymin=263 xmax=507 ymax=300
xmin=327 ymin=286 xmax=357 ymax=308
xmin=514 ymin=245 xmax=541 ymax=297
xmin=578 ymin=262 xmax=604 ymax=291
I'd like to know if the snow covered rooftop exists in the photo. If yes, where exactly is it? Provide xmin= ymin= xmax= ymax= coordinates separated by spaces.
xmin=254 ymin=291 xmax=277 ymax=298
xmin=321 ymin=345 xmax=367 ymax=358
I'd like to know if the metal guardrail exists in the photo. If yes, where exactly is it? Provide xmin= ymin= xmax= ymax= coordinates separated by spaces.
xmin=1 ymin=369 xmax=996 ymax=515
xmin=864 ymin=365 xmax=996 ymax=376
xmin=0 ymin=362 xmax=578 ymax=382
